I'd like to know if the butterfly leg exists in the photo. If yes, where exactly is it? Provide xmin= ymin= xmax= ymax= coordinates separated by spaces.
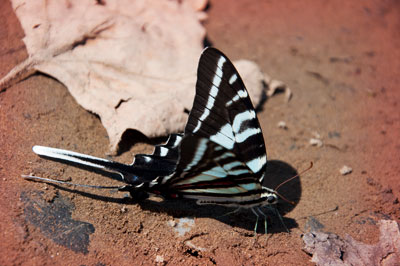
xmin=217 ymin=207 xmax=241 ymax=218
xmin=256 ymin=207 xmax=268 ymax=234
xmin=21 ymin=175 xmax=128 ymax=190
xmin=251 ymin=208 xmax=260 ymax=234
xmin=271 ymin=206 xmax=289 ymax=233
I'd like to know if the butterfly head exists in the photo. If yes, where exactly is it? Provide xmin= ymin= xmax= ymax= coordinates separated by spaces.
xmin=260 ymin=186 xmax=279 ymax=205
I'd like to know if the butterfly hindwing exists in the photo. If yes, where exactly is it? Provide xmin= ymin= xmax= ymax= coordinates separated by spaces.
xmin=158 ymin=135 xmax=265 ymax=207
xmin=129 ymin=133 xmax=183 ymax=182
xmin=31 ymin=134 xmax=184 ymax=185
xmin=151 ymin=133 xmax=183 ymax=162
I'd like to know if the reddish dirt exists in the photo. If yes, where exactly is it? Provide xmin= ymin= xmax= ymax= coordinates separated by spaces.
xmin=1 ymin=0 xmax=399 ymax=265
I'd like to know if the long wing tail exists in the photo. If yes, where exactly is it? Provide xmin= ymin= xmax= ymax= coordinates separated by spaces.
xmin=32 ymin=145 xmax=140 ymax=181
xmin=31 ymin=133 xmax=184 ymax=185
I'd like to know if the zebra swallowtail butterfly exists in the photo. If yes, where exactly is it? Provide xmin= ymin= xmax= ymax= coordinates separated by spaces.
xmin=24 ymin=47 xmax=294 ymax=233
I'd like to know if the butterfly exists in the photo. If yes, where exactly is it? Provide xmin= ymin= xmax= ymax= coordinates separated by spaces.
xmin=25 ymin=47 xmax=308 ymax=234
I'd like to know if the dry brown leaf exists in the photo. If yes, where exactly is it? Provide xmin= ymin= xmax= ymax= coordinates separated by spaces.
xmin=303 ymin=220 xmax=400 ymax=265
xmin=2 ymin=0 xmax=273 ymax=151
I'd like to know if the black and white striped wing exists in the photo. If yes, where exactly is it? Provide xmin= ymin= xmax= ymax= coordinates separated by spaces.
xmin=185 ymin=48 xmax=267 ymax=182
xmin=158 ymin=135 xmax=266 ymax=207
xmin=32 ymin=133 xmax=183 ymax=185
xmin=132 ymin=133 xmax=183 ymax=182
xmin=153 ymin=48 xmax=268 ymax=205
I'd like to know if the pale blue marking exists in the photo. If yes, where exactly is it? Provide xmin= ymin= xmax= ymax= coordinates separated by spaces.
xmin=215 ymin=66 xmax=223 ymax=78
xmin=212 ymin=75 xmax=222 ymax=88
xmin=206 ymin=96 xmax=215 ymax=110
xmin=192 ymin=122 xmax=201 ymax=133
xmin=159 ymin=147 xmax=168 ymax=156
xmin=214 ymin=146 xmax=223 ymax=151
xmin=229 ymin=74 xmax=237 ymax=85
xmin=237 ymin=89 xmax=248 ymax=98
xmin=183 ymin=187 xmax=245 ymax=194
xmin=215 ymin=56 xmax=226 ymax=77
xmin=210 ymin=126 xmax=234 ymax=150
xmin=214 ymin=151 xmax=235 ymax=161
xmin=246 ymin=155 xmax=267 ymax=173
xmin=232 ymin=110 xmax=256 ymax=133
xmin=222 ymin=161 xmax=242 ymax=171
xmin=259 ymin=173 xmax=266 ymax=182
xmin=226 ymin=94 xmax=239 ymax=107
xmin=183 ymin=138 xmax=208 ymax=171
xmin=240 ymin=183 xmax=258 ymax=191
xmin=176 ymin=173 xmax=222 ymax=185
xmin=193 ymin=108 xmax=210 ymax=132
xmin=172 ymin=135 xmax=182 ymax=147
xmin=219 ymin=123 xmax=234 ymax=140
xmin=226 ymin=89 xmax=248 ymax=107
xmin=198 ymin=108 xmax=210 ymax=122
xmin=210 ymin=85 xmax=219 ymax=97
xmin=235 ymin=128 xmax=261 ymax=143
xmin=229 ymin=169 xmax=250 ymax=175
xmin=202 ymin=166 xmax=227 ymax=178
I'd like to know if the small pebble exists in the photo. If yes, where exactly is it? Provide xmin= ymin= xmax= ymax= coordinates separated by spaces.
xmin=155 ymin=255 xmax=164 ymax=263
xmin=340 ymin=165 xmax=352 ymax=175
xmin=167 ymin=220 xmax=177 ymax=227
xmin=285 ymin=87 xmax=293 ymax=102
xmin=185 ymin=240 xmax=206 ymax=251
xmin=309 ymin=138 xmax=323 ymax=147
xmin=277 ymin=121 xmax=288 ymax=129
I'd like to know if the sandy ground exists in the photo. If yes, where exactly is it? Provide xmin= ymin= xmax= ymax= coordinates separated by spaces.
xmin=1 ymin=0 xmax=399 ymax=265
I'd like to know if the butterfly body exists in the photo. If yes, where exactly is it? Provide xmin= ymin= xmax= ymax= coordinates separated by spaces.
xmin=27 ymin=47 xmax=281 ymax=233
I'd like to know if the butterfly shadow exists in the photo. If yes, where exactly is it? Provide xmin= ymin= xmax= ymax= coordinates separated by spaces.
xmin=135 ymin=159 xmax=301 ymax=234
xmin=136 ymin=197 xmax=298 ymax=235
xmin=38 ymin=159 xmax=301 ymax=234
xmin=262 ymin=159 xmax=303 ymax=216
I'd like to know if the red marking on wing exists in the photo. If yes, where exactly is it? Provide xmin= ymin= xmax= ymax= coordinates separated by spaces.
xmin=175 ymin=181 xmax=236 ymax=190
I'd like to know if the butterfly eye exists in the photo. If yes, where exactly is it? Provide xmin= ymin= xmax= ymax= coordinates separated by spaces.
xmin=267 ymin=195 xmax=277 ymax=204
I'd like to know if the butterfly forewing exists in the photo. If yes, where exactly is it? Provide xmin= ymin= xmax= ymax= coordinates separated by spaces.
xmin=159 ymin=51 xmax=271 ymax=202
xmin=184 ymin=48 xmax=267 ymax=182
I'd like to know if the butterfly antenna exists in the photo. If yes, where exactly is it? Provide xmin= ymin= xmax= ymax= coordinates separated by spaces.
xmin=273 ymin=162 xmax=313 ymax=205
xmin=21 ymin=174 xmax=124 ymax=190
xmin=274 ymin=161 xmax=313 ymax=194
xmin=274 ymin=191 xmax=296 ymax=205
